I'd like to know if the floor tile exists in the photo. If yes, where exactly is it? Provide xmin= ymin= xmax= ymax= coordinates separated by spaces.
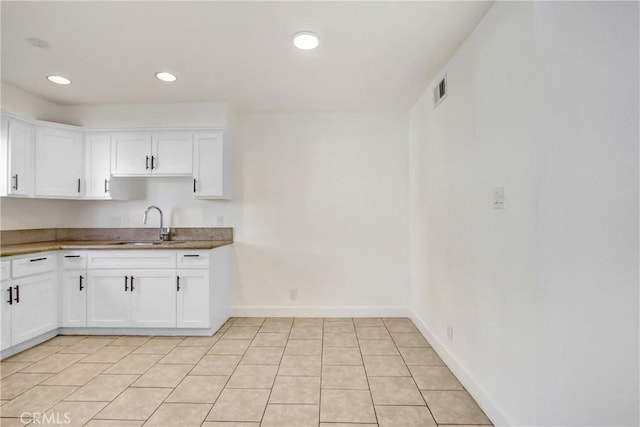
xmin=65 ymin=374 xmax=138 ymax=402
xmin=284 ymin=339 xmax=322 ymax=356
xmin=293 ymin=318 xmax=323 ymax=327
xmin=206 ymin=388 xmax=270 ymax=422
xmin=191 ymin=355 xmax=241 ymax=376
xmin=158 ymin=346 xmax=208 ymax=364
xmin=178 ymin=336 xmax=221 ymax=347
xmin=43 ymin=400 xmax=108 ymax=427
xmin=289 ymin=327 xmax=323 ymax=340
xmin=359 ymin=339 xmax=400 ymax=356
xmin=363 ymin=355 xmax=410 ymax=376
xmin=421 ymin=390 xmax=492 ymax=425
xmin=226 ymin=364 xmax=278 ymax=388
xmin=84 ymin=420 xmax=143 ymax=427
xmin=0 ymin=418 xmax=34 ymax=427
xmin=0 ymin=373 xmax=51 ymax=400
xmin=1 ymin=385 xmax=77 ymax=417
xmin=104 ymin=354 xmax=162 ymax=375
xmin=6 ymin=345 xmax=65 ymax=363
xmin=132 ymin=363 xmax=192 ymax=388
xmin=132 ymin=340 xmax=179 ymax=355
xmin=43 ymin=362 xmax=110 ymax=386
xmin=369 ymin=377 xmax=424 ymax=405
xmin=356 ymin=327 xmax=391 ymax=340
xmin=324 ymin=318 xmax=353 ymax=322
xmin=322 ymin=365 xmax=369 ymax=390
xmin=250 ymin=332 xmax=288 ymax=347
xmin=144 ymin=403 xmax=211 ymax=426
xmin=409 ymin=366 xmax=463 ymax=390
xmin=240 ymin=347 xmax=283 ymax=365
xmin=261 ymin=404 xmax=319 ymax=427
xmin=324 ymin=322 xmax=355 ymax=334
xmin=208 ymin=339 xmax=251 ymax=355
xmin=322 ymin=347 xmax=363 ymax=366
xmin=278 ymin=355 xmax=321 ymax=376
xmin=269 ymin=376 xmax=320 ymax=404
xmin=353 ymin=318 xmax=384 ymax=327
xmin=320 ymin=424 xmax=377 ymax=427
xmin=43 ymin=336 xmax=86 ymax=346
xmin=202 ymin=423 xmax=258 ymax=427
xmin=232 ymin=317 xmax=265 ymax=327
xmin=95 ymin=388 xmax=170 ymax=420
xmin=22 ymin=353 xmax=85 ymax=374
xmin=109 ymin=336 xmax=150 ymax=347
xmin=398 ymin=347 xmax=444 ymax=366
xmin=223 ymin=326 xmax=259 ymax=340
xmin=58 ymin=338 xmax=114 ymax=354
xmin=391 ymin=332 xmax=429 ymax=347
xmin=0 ymin=362 xmax=32 ymax=378
xmin=259 ymin=319 xmax=293 ymax=333
xmin=375 ymin=405 xmax=436 ymax=426
xmin=320 ymin=389 xmax=376 ymax=424
xmin=384 ymin=318 xmax=419 ymax=332
xmin=323 ymin=333 xmax=358 ymax=347
xmin=166 ymin=375 xmax=228 ymax=403
xmin=80 ymin=346 xmax=137 ymax=363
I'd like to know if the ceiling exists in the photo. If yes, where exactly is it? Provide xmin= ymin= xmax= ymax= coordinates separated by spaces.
xmin=1 ymin=1 xmax=493 ymax=112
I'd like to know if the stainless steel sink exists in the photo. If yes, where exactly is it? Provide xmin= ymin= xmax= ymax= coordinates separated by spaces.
xmin=108 ymin=241 xmax=182 ymax=246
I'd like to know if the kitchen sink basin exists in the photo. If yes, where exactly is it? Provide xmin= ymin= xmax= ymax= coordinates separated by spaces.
xmin=108 ymin=241 xmax=183 ymax=246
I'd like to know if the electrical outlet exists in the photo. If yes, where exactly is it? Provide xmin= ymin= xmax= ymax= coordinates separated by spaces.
xmin=289 ymin=288 xmax=298 ymax=301
xmin=216 ymin=216 xmax=224 ymax=226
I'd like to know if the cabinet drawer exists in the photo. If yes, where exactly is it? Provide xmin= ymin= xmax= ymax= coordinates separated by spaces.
xmin=61 ymin=251 xmax=87 ymax=269
xmin=12 ymin=253 xmax=57 ymax=278
xmin=87 ymin=251 xmax=177 ymax=269
xmin=1 ymin=261 xmax=10 ymax=281
xmin=177 ymin=251 xmax=210 ymax=269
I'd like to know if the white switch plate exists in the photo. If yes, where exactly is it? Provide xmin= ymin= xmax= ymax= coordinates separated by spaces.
xmin=493 ymin=187 xmax=505 ymax=209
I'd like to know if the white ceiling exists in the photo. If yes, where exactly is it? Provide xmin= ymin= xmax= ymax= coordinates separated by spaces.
xmin=1 ymin=1 xmax=493 ymax=112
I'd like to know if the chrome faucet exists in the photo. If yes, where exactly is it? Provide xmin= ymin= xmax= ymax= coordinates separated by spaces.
xmin=143 ymin=205 xmax=170 ymax=241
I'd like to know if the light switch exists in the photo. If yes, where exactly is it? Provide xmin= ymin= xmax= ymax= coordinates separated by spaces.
xmin=493 ymin=187 xmax=505 ymax=209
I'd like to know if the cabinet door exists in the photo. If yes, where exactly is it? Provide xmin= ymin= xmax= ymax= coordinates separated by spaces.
xmin=130 ymin=270 xmax=176 ymax=328
xmin=35 ymin=127 xmax=84 ymax=197
xmin=11 ymin=272 xmax=58 ymax=345
xmin=152 ymin=133 xmax=193 ymax=175
xmin=85 ymin=134 xmax=111 ymax=198
xmin=87 ymin=270 xmax=131 ymax=327
xmin=193 ymin=132 xmax=231 ymax=199
xmin=1 ymin=282 xmax=11 ymax=350
xmin=61 ymin=270 xmax=87 ymax=327
xmin=176 ymin=269 xmax=210 ymax=328
xmin=6 ymin=119 xmax=35 ymax=196
xmin=111 ymin=133 xmax=152 ymax=176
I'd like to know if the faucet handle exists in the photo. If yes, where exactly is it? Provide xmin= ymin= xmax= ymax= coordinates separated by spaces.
xmin=161 ymin=227 xmax=171 ymax=241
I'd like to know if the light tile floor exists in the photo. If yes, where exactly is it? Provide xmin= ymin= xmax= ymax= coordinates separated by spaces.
xmin=0 ymin=318 xmax=493 ymax=427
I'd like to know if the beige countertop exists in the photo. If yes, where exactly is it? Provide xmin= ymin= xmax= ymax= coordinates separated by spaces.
xmin=0 ymin=240 xmax=233 ymax=257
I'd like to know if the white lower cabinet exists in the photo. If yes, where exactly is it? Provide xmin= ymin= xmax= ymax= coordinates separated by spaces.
xmin=130 ymin=270 xmax=176 ymax=328
xmin=87 ymin=270 xmax=131 ymax=327
xmin=61 ymin=270 xmax=87 ymax=327
xmin=1 ymin=253 xmax=58 ymax=351
xmin=177 ymin=269 xmax=210 ymax=328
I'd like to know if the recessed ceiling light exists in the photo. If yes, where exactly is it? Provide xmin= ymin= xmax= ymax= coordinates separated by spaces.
xmin=27 ymin=37 xmax=51 ymax=49
xmin=293 ymin=31 xmax=319 ymax=50
xmin=47 ymin=75 xmax=71 ymax=85
xmin=156 ymin=72 xmax=177 ymax=82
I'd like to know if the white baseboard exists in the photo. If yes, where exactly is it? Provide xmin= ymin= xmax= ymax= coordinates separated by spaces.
xmin=409 ymin=308 xmax=512 ymax=427
xmin=231 ymin=306 xmax=409 ymax=318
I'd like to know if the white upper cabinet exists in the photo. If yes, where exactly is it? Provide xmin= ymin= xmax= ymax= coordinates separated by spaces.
xmin=193 ymin=131 xmax=232 ymax=199
xmin=111 ymin=132 xmax=193 ymax=177
xmin=85 ymin=133 xmax=129 ymax=200
xmin=35 ymin=126 xmax=84 ymax=197
xmin=1 ymin=117 xmax=35 ymax=197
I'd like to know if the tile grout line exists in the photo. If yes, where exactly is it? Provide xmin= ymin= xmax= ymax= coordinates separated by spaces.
xmin=355 ymin=319 xmax=379 ymax=426
xmin=258 ymin=318 xmax=291 ymax=426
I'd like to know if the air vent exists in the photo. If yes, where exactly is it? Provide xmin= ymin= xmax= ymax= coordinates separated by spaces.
xmin=433 ymin=74 xmax=447 ymax=107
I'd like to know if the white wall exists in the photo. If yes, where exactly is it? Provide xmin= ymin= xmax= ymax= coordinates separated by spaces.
xmin=409 ymin=3 xmax=536 ymax=425
xmin=409 ymin=2 xmax=639 ymax=426
xmin=234 ymin=112 xmax=409 ymax=315
xmin=1 ymin=82 xmax=66 ymax=122
xmin=534 ymin=2 xmax=639 ymax=426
